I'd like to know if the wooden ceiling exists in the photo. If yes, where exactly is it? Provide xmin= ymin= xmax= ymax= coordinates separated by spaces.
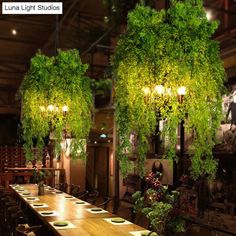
xmin=0 ymin=0 xmax=235 ymax=114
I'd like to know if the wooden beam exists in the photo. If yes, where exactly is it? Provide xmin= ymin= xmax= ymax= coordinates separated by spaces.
xmin=215 ymin=27 xmax=236 ymax=42
xmin=0 ymin=63 xmax=26 ymax=73
xmin=0 ymin=57 xmax=29 ymax=64
xmin=221 ymin=45 xmax=236 ymax=58
xmin=204 ymin=4 xmax=236 ymax=15
xmin=0 ymin=35 xmax=35 ymax=44
xmin=0 ymin=17 xmax=54 ymax=27
xmin=0 ymin=78 xmax=22 ymax=88
xmin=0 ymin=107 xmax=20 ymax=114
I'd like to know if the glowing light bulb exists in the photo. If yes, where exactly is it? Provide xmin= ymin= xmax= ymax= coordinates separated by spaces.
xmin=142 ymin=87 xmax=150 ymax=95
xmin=177 ymin=86 xmax=187 ymax=95
xmin=62 ymin=105 xmax=68 ymax=112
xmin=47 ymin=104 xmax=54 ymax=112
xmin=206 ymin=10 xmax=212 ymax=21
xmin=154 ymin=85 xmax=165 ymax=95
xmin=12 ymin=29 xmax=17 ymax=35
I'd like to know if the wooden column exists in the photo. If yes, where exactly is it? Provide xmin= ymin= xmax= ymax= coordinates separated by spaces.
xmin=113 ymin=118 xmax=120 ymax=213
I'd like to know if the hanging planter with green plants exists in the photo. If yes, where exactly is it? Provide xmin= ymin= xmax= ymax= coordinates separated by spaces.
xmin=20 ymin=49 xmax=93 ymax=161
xmin=113 ymin=0 xmax=225 ymax=179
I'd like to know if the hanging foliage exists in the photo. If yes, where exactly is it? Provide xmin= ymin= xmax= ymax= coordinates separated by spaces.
xmin=20 ymin=49 xmax=93 ymax=160
xmin=113 ymin=0 xmax=225 ymax=179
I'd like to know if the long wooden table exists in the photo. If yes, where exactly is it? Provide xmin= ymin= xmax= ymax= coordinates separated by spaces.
xmin=11 ymin=184 xmax=148 ymax=236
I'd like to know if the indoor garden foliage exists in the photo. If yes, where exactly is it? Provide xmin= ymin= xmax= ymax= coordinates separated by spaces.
xmin=113 ymin=0 xmax=225 ymax=179
xmin=133 ymin=171 xmax=185 ymax=236
xmin=20 ymin=49 xmax=93 ymax=161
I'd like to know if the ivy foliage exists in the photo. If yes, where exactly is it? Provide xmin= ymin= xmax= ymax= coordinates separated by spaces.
xmin=113 ymin=0 xmax=225 ymax=179
xmin=20 ymin=49 xmax=93 ymax=160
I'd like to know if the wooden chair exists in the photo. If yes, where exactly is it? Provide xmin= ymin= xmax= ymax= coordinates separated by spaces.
xmin=97 ymin=197 xmax=113 ymax=210
xmin=0 ymin=173 xmax=14 ymax=188
xmin=70 ymin=185 xmax=80 ymax=197
xmin=86 ymin=189 xmax=99 ymax=205
xmin=16 ymin=225 xmax=42 ymax=236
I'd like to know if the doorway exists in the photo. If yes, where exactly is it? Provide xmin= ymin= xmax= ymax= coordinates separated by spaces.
xmin=86 ymin=146 xmax=109 ymax=197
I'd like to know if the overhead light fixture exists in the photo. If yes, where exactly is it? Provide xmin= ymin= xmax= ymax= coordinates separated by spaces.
xmin=11 ymin=29 xmax=17 ymax=35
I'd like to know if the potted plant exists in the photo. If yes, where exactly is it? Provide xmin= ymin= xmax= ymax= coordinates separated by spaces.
xmin=35 ymin=160 xmax=43 ymax=169
xmin=33 ymin=169 xmax=51 ymax=195
xmin=133 ymin=171 xmax=185 ymax=235
xmin=26 ymin=161 xmax=33 ymax=168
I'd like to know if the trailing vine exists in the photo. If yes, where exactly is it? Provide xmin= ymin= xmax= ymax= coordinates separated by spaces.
xmin=113 ymin=0 xmax=225 ymax=179
xmin=20 ymin=49 xmax=93 ymax=161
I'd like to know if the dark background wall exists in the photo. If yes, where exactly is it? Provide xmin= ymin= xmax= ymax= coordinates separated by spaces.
xmin=0 ymin=115 xmax=19 ymax=146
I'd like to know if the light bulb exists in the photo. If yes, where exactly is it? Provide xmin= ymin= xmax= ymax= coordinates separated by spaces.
xmin=154 ymin=85 xmax=165 ymax=95
xmin=177 ymin=86 xmax=187 ymax=95
xmin=12 ymin=29 xmax=17 ymax=35
xmin=62 ymin=105 xmax=68 ymax=112
xmin=47 ymin=104 xmax=54 ymax=112
xmin=206 ymin=10 xmax=212 ymax=21
xmin=142 ymin=87 xmax=150 ymax=95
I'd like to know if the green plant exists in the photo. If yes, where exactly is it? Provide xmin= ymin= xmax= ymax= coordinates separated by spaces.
xmin=20 ymin=49 xmax=93 ymax=161
xmin=113 ymin=0 xmax=225 ymax=179
xmin=91 ymin=78 xmax=112 ymax=96
xmin=133 ymin=171 xmax=185 ymax=235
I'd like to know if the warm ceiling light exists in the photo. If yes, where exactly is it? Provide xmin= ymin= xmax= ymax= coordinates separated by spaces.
xmin=47 ymin=104 xmax=54 ymax=112
xmin=62 ymin=105 xmax=68 ymax=112
xmin=206 ymin=10 xmax=213 ymax=21
xmin=11 ymin=29 xmax=17 ymax=35
xmin=154 ymin=85 xmax=165 ymax=94
xmin=177 ymin=86 xmax=187 ymax=95
xmin=142 ymin=87 xmax=150 ymax=95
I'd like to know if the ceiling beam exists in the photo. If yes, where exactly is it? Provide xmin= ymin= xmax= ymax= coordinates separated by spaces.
xmin=0 ymin=63 xmax=26 ymax=73
xmin=215 ymin=27 xmax=236 ymax=42
xmin=0 ymin=35 xmax=35 ymax=44
xmin=0 ymin=17 xmax=54 ymax=27
xmin=0 ymin=57 xmax=29 ymax=65
xmin=0 ymin=107 xmax=20 ymax=115
xmin=204 ymin=4 xmax=236 ymax=15
xmin=221 ymin=44 xmax=236 ymax=58
xmin=0 ymin=78 xmax=21 ymax=88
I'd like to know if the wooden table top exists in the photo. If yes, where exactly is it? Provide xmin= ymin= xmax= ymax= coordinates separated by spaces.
xmin=11 ymin=184 xmax=147 ymax=236
xmin=6 ymin=168 xmax=64 ymax=171
xmin=54 ymin=218 xmax=147 ymax=236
